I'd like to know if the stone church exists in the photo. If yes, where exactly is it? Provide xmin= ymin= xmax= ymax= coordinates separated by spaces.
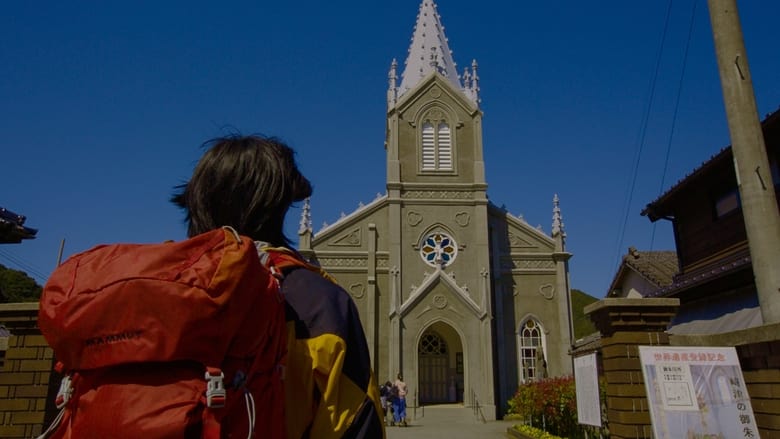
xmin=297 ymin=0 xmax=573 ymax=419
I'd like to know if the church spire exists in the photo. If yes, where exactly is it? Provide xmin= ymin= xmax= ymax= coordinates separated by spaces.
xmin=398 ymin=0 xmax=462 ymax=97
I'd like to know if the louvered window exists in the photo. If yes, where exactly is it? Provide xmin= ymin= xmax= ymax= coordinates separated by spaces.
xmin=437 ymin=122 xmax=452 ymax=170
xmin=420 ymin=119 xmax=453 ymax=171
xmin=422 ymin=122 xmax=436 ymax=170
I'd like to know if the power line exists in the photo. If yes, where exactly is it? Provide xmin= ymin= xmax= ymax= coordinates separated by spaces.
xmin=650 ymin=0 xmax=700 ymax=249
xmin=0 ymin=248 xmax=49 ymax=284
xmin=612 ymin=0 xmax=674 ymax=274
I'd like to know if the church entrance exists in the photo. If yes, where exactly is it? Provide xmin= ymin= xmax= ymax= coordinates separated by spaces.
xmin=418 ymin=322 xmax=464 ymax=405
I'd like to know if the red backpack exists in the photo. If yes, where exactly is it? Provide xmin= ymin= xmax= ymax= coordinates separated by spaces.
xmin=37 ymin=227 xmax=286 ymax=439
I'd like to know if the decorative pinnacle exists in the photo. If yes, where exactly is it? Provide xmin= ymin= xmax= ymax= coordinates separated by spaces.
xmin=551 ymin=194 xmax=565 ymax=237
xmin=387 ymin=58 xmax=398 ymax=108
xmin=298 ymin=197 xmax=312 ymax=235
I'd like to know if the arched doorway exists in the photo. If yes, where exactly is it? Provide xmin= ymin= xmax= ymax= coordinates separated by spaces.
xmin=418 ymin=322 xmax=464 ymax=404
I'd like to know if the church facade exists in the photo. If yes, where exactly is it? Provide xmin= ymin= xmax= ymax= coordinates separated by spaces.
xmin=297 ymin=1 xmax=573 ymax=419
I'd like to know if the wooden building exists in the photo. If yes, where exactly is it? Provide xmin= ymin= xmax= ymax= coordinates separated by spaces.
xmin=641 ymin=107 xmax=780 ymax=334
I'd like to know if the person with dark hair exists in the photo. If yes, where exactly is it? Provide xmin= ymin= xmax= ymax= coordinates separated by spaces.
xmin=379 ymin=381 xmax=394 ymax=425
xmin=171 ymin=135 xmax=312 ymax=246
xmin=173 ymin=134 xmax=385 ymax=439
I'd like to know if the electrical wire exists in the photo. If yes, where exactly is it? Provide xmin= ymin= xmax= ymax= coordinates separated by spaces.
xmin=650 ymin=0 xmax=700 ymax=249
xmin=612 ymin=0 xmax=674 ymax=274
xmin=0 ymin=248 xmax=49 ymax=284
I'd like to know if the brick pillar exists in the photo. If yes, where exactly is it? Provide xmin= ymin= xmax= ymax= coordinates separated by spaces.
xmin=0 ymin=303 xmax=56 ymax=439
xmin=735 ymin=338 xmax=780 ymax=438
xmin=584 ymin=298 xmax=680 ymax=439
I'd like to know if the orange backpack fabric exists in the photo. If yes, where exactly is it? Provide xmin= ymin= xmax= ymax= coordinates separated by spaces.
xmin=37 ymin=227 xmax=286 ymax=439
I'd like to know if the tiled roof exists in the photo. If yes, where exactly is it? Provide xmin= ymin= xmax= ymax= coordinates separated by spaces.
xmin=648 ymin=246 xmax=752 ymax=298
xmin=623 ymin=248 xmax=679 ymax=287
xmin=606 ymin=247 xmax=678 ymax=297
xmin=0 ymin=207 xmax=37 ymax=243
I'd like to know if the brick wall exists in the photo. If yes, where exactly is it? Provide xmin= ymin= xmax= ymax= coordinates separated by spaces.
xmin=0 ymin=303 xmax=55 ymax=439
xmin=584 ymin=298 xmax=680 ymax=439
xmin=585 ymin=300 xmax=780 ymax=439
xmin=674 ymin=324 xmax=780 ymax=438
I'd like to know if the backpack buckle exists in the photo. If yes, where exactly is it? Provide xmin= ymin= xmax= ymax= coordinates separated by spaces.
xmin=55 ymin=375 xmax=73 ymax=409
xmin=205 ymin=368 xmax=226 ymax=408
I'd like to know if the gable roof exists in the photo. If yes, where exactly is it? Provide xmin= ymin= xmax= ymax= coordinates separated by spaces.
xmin=313 ymin=193 xmax=387 ymax=239
xmin=606 ymin=247 xmax=678 ymax=297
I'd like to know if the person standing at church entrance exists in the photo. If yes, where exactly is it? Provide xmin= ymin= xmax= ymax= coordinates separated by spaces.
xmin=392 ymin=373 xmax=408 ymax=427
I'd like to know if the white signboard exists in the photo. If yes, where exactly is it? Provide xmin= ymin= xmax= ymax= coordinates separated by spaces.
xmin=574 ymin=352 xmax=602 ymax=427
xmin=639 ymin=346 xmax=760 ymax=439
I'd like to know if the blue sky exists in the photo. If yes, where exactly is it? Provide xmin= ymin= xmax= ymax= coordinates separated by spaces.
xmin=3 ymin=1 xmax=779 ymax=298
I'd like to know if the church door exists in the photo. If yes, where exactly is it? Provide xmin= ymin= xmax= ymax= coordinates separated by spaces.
xmin=418 ymin=331 xmax=449 ymax=404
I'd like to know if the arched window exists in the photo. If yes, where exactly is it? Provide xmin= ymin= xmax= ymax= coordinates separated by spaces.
xmin=518 ymin=319 xmax=546 ymax=383
xmin=420 ymin=118 xmax=453 ymax=171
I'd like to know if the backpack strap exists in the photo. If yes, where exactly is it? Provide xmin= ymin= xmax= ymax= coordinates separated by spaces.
xmin=255 ymin=244 xmax=338 ymax=284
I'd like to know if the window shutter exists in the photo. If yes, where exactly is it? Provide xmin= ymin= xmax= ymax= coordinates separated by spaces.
xmin=437 ymin=122 xmax=452 ymax=170
xmin=422 ymin=122 xmax=436 ymax=170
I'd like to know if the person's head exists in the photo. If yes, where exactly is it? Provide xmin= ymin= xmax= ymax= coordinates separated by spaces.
xmin=397 ymin=373 xmax=403 ymax=381
xmin=172 ymin=134 xmax=312 ymax=246
xmin=385 ymin=381 xmax=392 ymax=387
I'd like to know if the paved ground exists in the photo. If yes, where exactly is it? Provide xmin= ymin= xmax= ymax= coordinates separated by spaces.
xmin=384 ymin=404 xmax=517 ymax=439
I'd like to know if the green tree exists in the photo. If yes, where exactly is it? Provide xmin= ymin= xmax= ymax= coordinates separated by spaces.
xmin=0 ymin=263 xmax=43 ymax=303
xmin=570 ymin=289 xmax=598 ymax=340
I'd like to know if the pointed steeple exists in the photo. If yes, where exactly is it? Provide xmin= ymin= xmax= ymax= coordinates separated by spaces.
xmin=398 ymin=0 xmax=461 ymax=97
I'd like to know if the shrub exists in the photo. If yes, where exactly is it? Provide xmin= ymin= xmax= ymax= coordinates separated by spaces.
xmin=506 ymin=376 xmax=578 ymax=438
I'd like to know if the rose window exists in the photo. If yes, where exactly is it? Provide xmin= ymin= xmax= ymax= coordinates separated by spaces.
xmin=420 ymin=232 xmax=457 ymax=267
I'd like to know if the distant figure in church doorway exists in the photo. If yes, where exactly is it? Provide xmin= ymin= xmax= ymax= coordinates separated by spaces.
xmin=392 ymin=373 xmax=409 ymax=427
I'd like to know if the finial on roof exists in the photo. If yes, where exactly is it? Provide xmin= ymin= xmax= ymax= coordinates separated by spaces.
xmin=298 ymin=197 xmax=312 ymax=235
xmin=468 ymin=59 xmax=481 ymax=105
xmin=552 ymin=194 xmax=566 ymax=238
xmin=388 ymin=58 xmax=398 ymax=108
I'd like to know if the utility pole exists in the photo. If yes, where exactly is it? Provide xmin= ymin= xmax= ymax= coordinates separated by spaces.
xmin=707 ymin=0 xmax=780 ymax=323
